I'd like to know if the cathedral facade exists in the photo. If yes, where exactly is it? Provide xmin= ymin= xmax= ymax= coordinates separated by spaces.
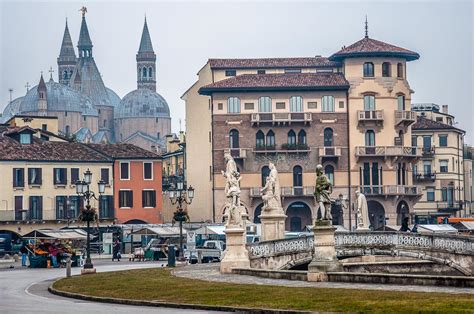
xmin=1 ymin=11 xmax=171 ymax=151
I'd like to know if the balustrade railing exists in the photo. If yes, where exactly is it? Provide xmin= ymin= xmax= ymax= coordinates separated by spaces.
xmin=355 ymin=146 xmax=421 ymax=158
xmin=251 ymin=112 xmax=312 ymax=124
xmin=357 ymin=110 xmax=384 ymax=122
xmin=395 ymin=110 xmax=417 ymax=125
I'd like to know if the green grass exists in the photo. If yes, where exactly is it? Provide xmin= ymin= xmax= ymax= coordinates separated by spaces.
xmin=53 ymin=268 xmax=474 ymax=313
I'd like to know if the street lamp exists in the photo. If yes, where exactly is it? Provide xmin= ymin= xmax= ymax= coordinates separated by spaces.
xmin=75 ymin=168 xmax=106 ymax=271
xmin=168 ymin=183 xmax=194 ymax=260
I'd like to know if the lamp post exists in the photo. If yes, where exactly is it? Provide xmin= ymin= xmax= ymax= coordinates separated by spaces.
xmin=76 ymin=169 xmax=106 ymax=271
xmin=168 ymin=182 xmax=194 ymax=260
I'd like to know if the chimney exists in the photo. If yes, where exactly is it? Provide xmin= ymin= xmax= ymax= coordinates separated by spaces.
xmin=442 ymin=105 xmax=448 ymax=114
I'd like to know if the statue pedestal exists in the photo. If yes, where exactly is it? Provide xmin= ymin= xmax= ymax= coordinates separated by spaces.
xmin=259 ymin=211 xmax=286 ymax=241
xmin=220 ymin=227 xmax=250 ymax=274
xmin=307 ymin=223 xmax=342 ymax=282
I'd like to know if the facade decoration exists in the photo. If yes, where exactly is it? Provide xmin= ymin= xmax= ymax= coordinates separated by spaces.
xmin=314 ymin=164 xmax=333 ymax=223
xmin=355 ymin=190 xmax=370 ymax=230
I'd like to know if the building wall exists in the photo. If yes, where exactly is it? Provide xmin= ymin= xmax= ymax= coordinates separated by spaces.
xmin=0 ymin=161 xmax=113 ymax=235
xmin=114 ymin=117 xmax=171 ymax=143
xmin=113 ymin=159 xmax=163 ymax=224
xmin=183 ymin=63 xmax=214 ymax=222
xmin=8 ymin=116 xmax=59 ymax=134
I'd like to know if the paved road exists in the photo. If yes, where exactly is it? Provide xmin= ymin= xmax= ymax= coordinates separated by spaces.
xmin=0 ymin=260 xmax=221 ymax=314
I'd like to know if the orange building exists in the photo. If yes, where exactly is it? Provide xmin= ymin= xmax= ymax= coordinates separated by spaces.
xmin=88 ymin=144 xmax=163 ymax=224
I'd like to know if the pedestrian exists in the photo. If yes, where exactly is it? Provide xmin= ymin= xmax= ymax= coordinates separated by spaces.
xmin=20 ymin=241 xmax=29 ymax=267
xmin=400 ymin=217 xmax=410 ymax=232
xmin=112 ymin=239 xmax=121 ymax=262
xmin=411 ymin=224 xmax=418 ymax=233
xmin=48 ymin=242 xmax=59 ymax=268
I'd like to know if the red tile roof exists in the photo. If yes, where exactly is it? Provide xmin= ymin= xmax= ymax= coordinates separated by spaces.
xmin=208 ymin=57 xmax=341 ymax=69
xmin=87 ymin=143 xmax=160 ymax=159
xmin=329 ymin=37 xmax=419 ymax=61
xmin=412 ymin=116 xmax=465 ymax=133
xmin=199 ymin=73 xmax=349 ymax=94
xmin=0 ymin=129 xmax=111 ymax=162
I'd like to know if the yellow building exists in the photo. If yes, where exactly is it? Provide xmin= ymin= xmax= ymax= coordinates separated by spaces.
xmin=411 ymin=104 xmax=466 ymax=222
xmin=184 ymin=27 xmax=424 ymax=230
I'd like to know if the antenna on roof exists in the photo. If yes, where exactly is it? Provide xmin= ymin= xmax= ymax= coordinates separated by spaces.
xmin=365 ymin=15 xmax=369 ymax=38
xmin=8 ymin=88 xmax=13 ymax=103
xmin=179 ymin=118 xmax=182 ymax=132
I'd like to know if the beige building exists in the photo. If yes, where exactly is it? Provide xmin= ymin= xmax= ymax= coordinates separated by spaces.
xmin=464 ymin=145 xmax=473 ymax=217
xmin=411 ymin=104 xmax=466 ymax=222
xmin=185 ymin=28 xmax=425 ymax=230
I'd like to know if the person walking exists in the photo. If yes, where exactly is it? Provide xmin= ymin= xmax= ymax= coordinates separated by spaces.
xmin=20 ymin=241 xmax=29 ymax=267
xmin=112 ymin=239 xmax=121 ymax=262
xmin=48 ymin=242 xmax=59 ymax=268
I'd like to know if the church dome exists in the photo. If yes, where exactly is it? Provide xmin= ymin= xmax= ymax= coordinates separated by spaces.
xmin=18 ymin=79 xmax=98 ymax=116
xmin=106 ymin=88 xmax=121 ymax=107
xmin=1 ymin=96 xmax=24 ymax=123
xmin=114 ymin=88 xmax=170 ymax=119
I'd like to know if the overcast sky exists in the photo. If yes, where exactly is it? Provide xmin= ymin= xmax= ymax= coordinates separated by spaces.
xmin=1 ymin=0 xmax=472 ymax=143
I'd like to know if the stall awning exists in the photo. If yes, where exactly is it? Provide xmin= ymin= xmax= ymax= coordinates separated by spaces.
xmin=417 ymin=224 xmax=458 ymax=233
xmin=23 ymin=229 xmax=87 ymax=240
xmin=194 ymin=225 xmax=226 ymax=236
xmin=130 ymin=226 xmax=184 ymax=237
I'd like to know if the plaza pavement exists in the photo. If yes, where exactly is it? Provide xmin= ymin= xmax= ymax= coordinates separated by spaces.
xmin=173 ymin=263 xmax=474 ymax=295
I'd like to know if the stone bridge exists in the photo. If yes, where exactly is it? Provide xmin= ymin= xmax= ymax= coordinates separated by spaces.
xmin=246 ymin=232 xmax=474 ymax=276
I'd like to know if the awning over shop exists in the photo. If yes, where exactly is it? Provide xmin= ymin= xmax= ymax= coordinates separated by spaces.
xmin=23 ymin=229 xmax=87 ymax=240
xmin=130 ymin=226 xmax=184 ymax=237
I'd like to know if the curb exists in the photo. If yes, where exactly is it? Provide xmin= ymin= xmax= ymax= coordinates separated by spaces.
xmin=48 ymin=283 xmax=312 ymax=314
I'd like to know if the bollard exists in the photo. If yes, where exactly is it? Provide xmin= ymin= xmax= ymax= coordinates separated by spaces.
xmin=66 ymin=256 xmax=71 ymax=278
xmin=197 ymin=250 xmax=202 ymax=264
xmin=167 ymin=244 xmax=176 ymax=267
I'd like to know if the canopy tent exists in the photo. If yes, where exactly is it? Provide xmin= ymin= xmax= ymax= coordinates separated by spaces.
xmin=452 ymin=221 xmax=474 ymax=231
xmin=194 ymin=225 xmax=226 ymax=236
xmin=23 ymin=229 xmax=87 ymax=240
xmin=417 ymin=224 xmax=458 ymax=233
xmin=130 ymin=226 xmax=184 ymax=237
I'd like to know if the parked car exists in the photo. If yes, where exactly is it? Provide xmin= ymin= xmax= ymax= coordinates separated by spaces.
xmin=185 ymin=240 xmax=225 ymax=263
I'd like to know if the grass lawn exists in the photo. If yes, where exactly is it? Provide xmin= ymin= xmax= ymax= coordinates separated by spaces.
xmin=53 ymin=268 xmax=474 ymax=313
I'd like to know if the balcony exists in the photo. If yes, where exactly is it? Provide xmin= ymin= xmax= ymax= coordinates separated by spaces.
xmin=357 ymin=110 xmax=384 ymax=126
xmin=224 ymin=148 xmax=248 ymax=159
xmin=360 ymin=185 xmax=422 ymax=197
xmin=250 ymin=186 xmax=315 ymax=198
xmin=318 ymin=146 xmax=342 ymax=161
xmin=395 ymin=110 xmax=416 ymax=127
xmin=355 ymin=146 xmax=422 ymax=160
xmin=436 ymin=201 xmax=463 ymax=213
xmin=254 ymin=144 xmax=310 ymax=154
xmin=251 ymin=112 xmax=312 ymax=126
xmin=413 ymin=172 xmax=436 ymax=182
xmin=421 ymin=146 xmax=435 ymax=158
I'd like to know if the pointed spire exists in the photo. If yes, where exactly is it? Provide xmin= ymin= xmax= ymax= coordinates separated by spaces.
xmin=78 ymin=9 xmax=93 ymax=54
xmin=59 ymin=19 xmax=76 ymax=58
xmin=37 ymin=73 xmax=46 ymax=92
xmin=365 ymin=15 xmax=369 ymax=38
xmin=138 ymin=17 xmax=154 ymax=53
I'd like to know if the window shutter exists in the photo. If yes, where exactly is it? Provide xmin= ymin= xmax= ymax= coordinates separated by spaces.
xmin=130 ymin=191 xmax=134 ymax=208
xmin=38 ymin=169 xmax=42 ymax=185
xmin=119 ymin=191 xmax=123 ymax=207
xmin=38 ymin=196 xmax=43 ymax=220
xmin=142 ymin=190 xmax=146 ymax=207
xmin=152 ymin=191 xmax=156 ymax=207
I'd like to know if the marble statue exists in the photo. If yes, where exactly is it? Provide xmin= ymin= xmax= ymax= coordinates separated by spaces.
xmin=261 ymin=162 xmax=282 ymax=212
xmin=314 ymin=164 xmax=333 ymax=222
xmin=222 ymin=153 xmax=243 ymax=227
xmin=355 ymin=190 xmax=370 ymax=230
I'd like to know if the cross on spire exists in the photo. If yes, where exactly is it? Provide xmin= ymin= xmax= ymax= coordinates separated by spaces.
xmin=365 ymin=15 xmax=369 ymax=38
xmin=25 ymin=82 xmax=30 ymax=91
xmin=49 ymin=66 xmax=54 ymax=80
xmin=80 ymin=6 xmax=87 ymax=17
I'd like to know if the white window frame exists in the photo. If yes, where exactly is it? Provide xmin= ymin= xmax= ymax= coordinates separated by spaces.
xmin=321 ymin=96 xmax=335 ymax=112
xmin=143 ymin=162 xmax=154 ymax=181
xmin=120 ymin=162 xmax=130 ymax=181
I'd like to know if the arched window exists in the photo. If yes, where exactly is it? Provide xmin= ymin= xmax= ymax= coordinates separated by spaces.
xmin=229 ymin=129 xmax=239 ymax=149
xmin=142 ymin=67 xmax=147 ymax=79
xmin=256 ymin=130 xmax=265 ymax=149
xmin=258 ymin=96 xmax=272 ymax=113
xmin=63 ymin=70 xmax=68 ymax=80
xmin=397 ymin=63 xmax=403 ymax=78
xmin=266 ymin=130 xmax=275 ymax=148
xmin=325 ymin=165 xmax=334 ymax=185
xmin=287 ymin=130 xmax=296 ymax=146
xmin=363 ymin=62 xmax=374 ymax=77
xmin=397 ymin=94 xmax=405 ymax=111
xmin=298 ymin=130 xmax=307 ymax=145
xmin=148 ymin=67 xmax=153 ymax=78
xmin=324 ymin=128 xmax=333 ymax=147
xmin=227 ymin=97 xmax=241 ymax=113
xmin=289 ymin=96 xmax=303 ymax=112
xmin=382 ymin=62 xmax=391 ymax=77
xmin=363 ymin=95 xmax=375 ymax=111
xmin=261 ymin=166 xmax=270 ymax=187
xmin=365 ymin=130 xmax=376 ymax=146
xmin=322 ymin=96 xmax=334 ymax=112
xmin=293 ymin=165 xmax=303 ymax=187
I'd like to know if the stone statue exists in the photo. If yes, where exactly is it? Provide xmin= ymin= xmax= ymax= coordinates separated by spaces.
xmin=79 ymin=6 xmax=88 ymax=17
xmin=355 ymin=190 xmax=370 ymax=230
xmin=261 ymin=162 xmax=282 ymax=212
xmin=222 ymin=153 xmax=243 ymax=227
xmin=314 ymin=164 xmax=333 ymax=222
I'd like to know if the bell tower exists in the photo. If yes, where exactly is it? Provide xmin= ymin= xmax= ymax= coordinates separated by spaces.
xmin=57 ymin=19 xmax=77 ymax=85
xmin=136 ymin=17 xmax=156 ymax=91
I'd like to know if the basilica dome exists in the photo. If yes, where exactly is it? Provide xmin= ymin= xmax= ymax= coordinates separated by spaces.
xmin=106 ymin=88 xmax=121 ymax=107
xmin=1 ymin=96 xmax=24 ymax=122
xmin=18 ymin=79 xmax=98 ymax=116
xmin=114 ymin=88 xmax=170 ymax=119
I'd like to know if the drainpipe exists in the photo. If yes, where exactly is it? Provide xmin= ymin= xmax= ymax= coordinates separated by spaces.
xmin=346 ymin=89 xmax=352 ymax=231
xmin=210 ymin=94 xmax=216 ymax=223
